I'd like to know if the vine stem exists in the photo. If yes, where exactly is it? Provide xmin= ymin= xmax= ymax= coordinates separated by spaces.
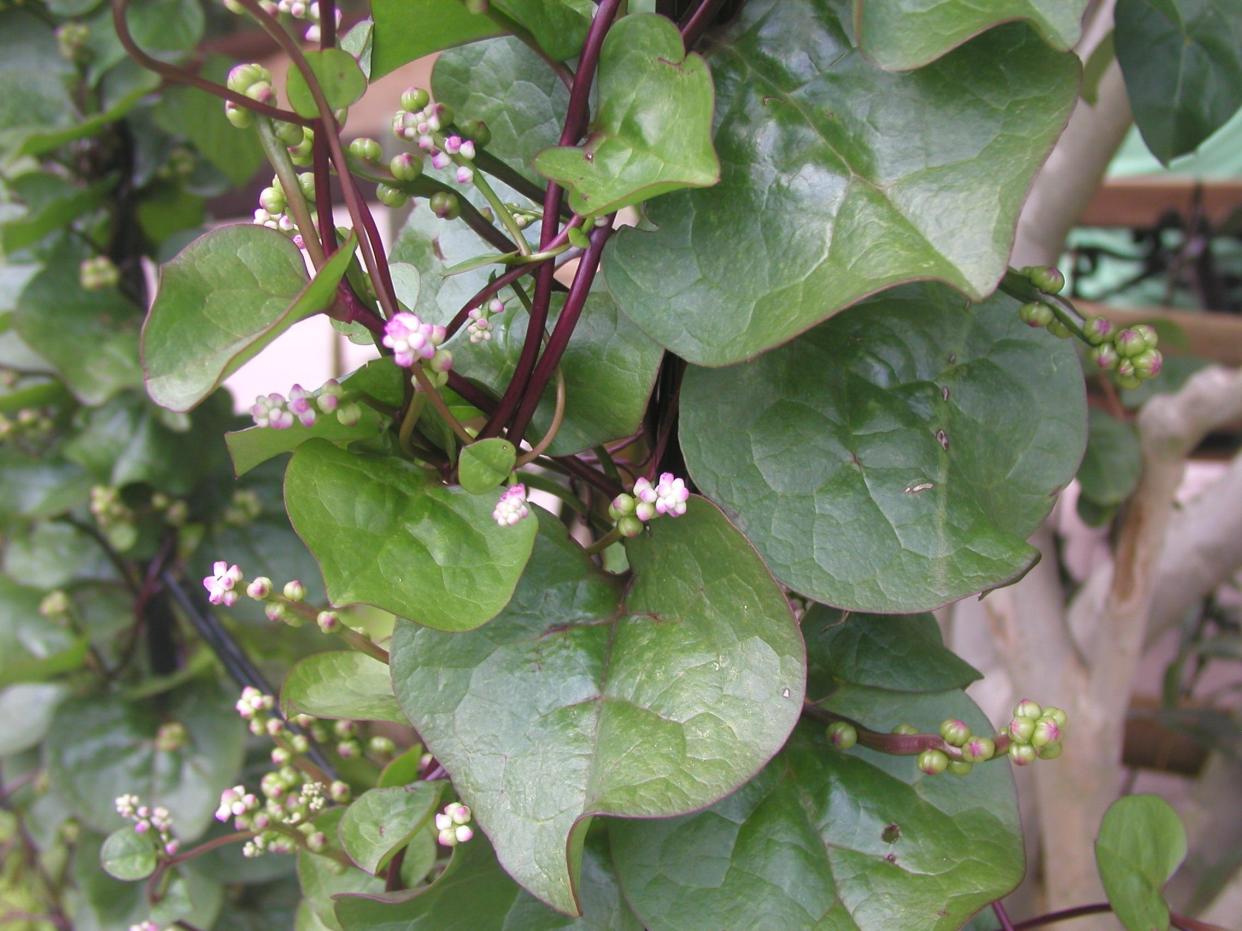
xmin=583 ymin=527 xmax=622 ymax=556
xmin=992 ymin=901 xmax=1017 ymax=931
xmin=800 ymin=701 xmax=1014 ymax=760
xmin=481 ymin=0 xmax=623 ymax=439
xmin=1006 ymin=903 xmax=1229 ymax=931
xmin=679 ymin=0 xmax=727 ymax=48
xmin=257 ymin=118 xmax=326 ymax=268
xmin=147 ymin=832 xmax=254 ymax=904
xmin=111 ymin=0 xmax=311 ymax=126
xmin=515 ymin=368 xmax=566 ymax=466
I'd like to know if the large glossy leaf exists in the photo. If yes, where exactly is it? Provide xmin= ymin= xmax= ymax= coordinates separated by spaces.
xmin=432 ymin=37 xmax=568 ymax=183
xmin=0 ymin=11 xmax=77 ymax=157
xmin=535 ymin=14 xmax=719 ymax=216
xmin=390 ymin=502 xmax=805 ymax=914
xmin=853 ymin=0 xmax=1088 ymax=71
xmin=680 ymin=284 xmax=1087 ymax=613
xmin=803 ymin=605 xmax=980 ymax=696
xmin=1095 ymin=795 xmax=1187 ymax=931
xmin=0 ymin=451 xmax=91 ymax=523
xmin=1115 ymin=0 xmax=1242 ymax=164
xmin=284 ymin=440 xmax=537 ymax=631
xmin=45 ymin=678 xmax=244 ymax=838
xmin=0 ymin=682 xmax=68 ymax=756
xmin=0 ymin=578 xmax=85 ymax=688
xmin=298 ymin=809 xmax=387 ymax=931
xmin=335 ymin=832 xmax=641 ymax=929
xmin=1077 ymin=408 xmax=1141 ymax=510
xmin=142 ymin=226 xmax=354 ymax=412
xmin=612 ymin=691 xmax=1024 ymax=931
xmin=281 ymin=651 xmax=406 ymax=724
xmin=370 ymin=0 xmax=591 ymax=79
xmin=603 ymin=0 xmax=1079 ymax=366
xmin=14 ymin=262 xmax=142 ymax=405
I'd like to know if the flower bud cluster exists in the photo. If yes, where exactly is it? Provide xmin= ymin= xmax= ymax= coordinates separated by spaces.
xmin=250 ymin=379 xmax=354 ymax=430
xmin=128 ymin=921 xmax=160 ymax=931
xmin=466 ymin=297 xmax=507 ymax=344
xmin=492 ymin=484 xmax=530 ymax=527
xmin=224 ymin=63 xmax=275 ymax=130
xmin=1005 ymin=699 xmax=1066 ymax=765
xmin=382 ymin=312 xmax=451 ymax=373
xmin=151 ymin=492 xmax=189 ymax=527
xmin=388 ymin=89 xmax=486 ymax=204
xmin=155 ymin=146 xmax=196 ymax=182
xmin=115 ymin=794 xmax=180 ymax=856
xmin=79 ymin=256 xmax=119 ymax=291
xmin=0 ymin=405 xmax=55 ymax=443
xmin=435 ymin=801 xmax=474 ymax=847
xmin=39 ymin=589 xmax=70 ymax=620
xmin=56 ymin=22 xmax=90 ymax=61
xmin=609 ymin=473 xmax=690 ymax=538
xmin=222 ymin=489 xmax=263 ymax=527
xmin=1088 ymin=322 xmax=1163 ymax=389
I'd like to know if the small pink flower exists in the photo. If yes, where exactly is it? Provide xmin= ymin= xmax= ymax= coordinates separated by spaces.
xmin=492 ymin=485 xmax=529 ymax=527
xmin=204 ymin=561 xmax=243 ymax=606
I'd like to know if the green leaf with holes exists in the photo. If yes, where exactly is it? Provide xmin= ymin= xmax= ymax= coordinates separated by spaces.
xmin=603 ymin=0 xmax=1078 ymax=366
xmin=535 ymin=14 xmax=719 ymax=216
xmin=390 ymin=502 xmax=805 ymax=914
xmin=679 ymin=284 xmax=1087 ymax=614
xmin=286 ymin=48 xmax=368 ymax=119
xmin=1095 ymin=795 xmax=1187 ymax=931
xmin=281 ymin=651 xmax=406 ymax=724
xmin=612 ymin=690 xmax=1023 ymax=931
xmin=853 ymin=0 xmax=1089 ymax=71
xmin=284 ymin=440 xmax=537 ymax=631
xmin=142 ymin=226 xmax=355 ymax=412
xmin=1115 ymin=0 xmax=1242 ymax=164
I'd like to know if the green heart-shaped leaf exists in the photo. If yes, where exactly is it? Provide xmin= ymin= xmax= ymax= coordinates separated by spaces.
xmin=142 ymin=226 xmax=355 ymax=412
xmin=1095 ymin=795 xmax=1187 ymax=931
xmin=458 ymin=439 xmax=517 ymax=494
xmin=334 ymin=831 xmax=642 ymax=929
xmin=536 ymin=14 xmax=719 ymax=216
xmin=284 ymin=440 xmax=537 ymax=631
xmin=602 ymin=0 xmax=1079 ymax=365
xmin=1077 ymin=408 xmax=1141 ymax=510
xmin=853 ymin=0 xmax=1088 ymax=71
xmin=286 ymin=48 xmax=368 ymax=119
xmin=390 ymin=501 xmax=805 ymax=914
xmin=339 ymin=783 xmax=443 ymax=875
xmin=100 ymin=828 xmax=158 ymax=881
xmin=804 ymin=606 xmax=981 ymax=696
xmin=679 ymin=284 xmax=1087 ymax=613
xmin=1115 ymin=0 xmax=1242 ymax=165
xmin=281 ymin=651 xmax=406 ymax=724
xmin=612 ymin=691 xmax=1023 ymax=931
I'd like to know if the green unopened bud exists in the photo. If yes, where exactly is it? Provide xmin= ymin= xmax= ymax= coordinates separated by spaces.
xmin=616 ymin=515 xmax=643 ymax=538
xmin=155 ymin=721 xmax=187 ymax=752
xmin=245 ymin=81 xmax=275 ymax=105
xmin=290 ymin=734 xmax=310 ymax=754
xmin=609 ymin=493 xmax=637 ymax=521
xmin=336 ymin=403 xmax=363 ymax=427
xmin=39 ymin=590 xmax=70 ymax=618
xmin=826 ymin=721 xmax=857 ymax=750
xmin=329 ymin=780 xmax=351 ymax=803
xmin=306 ymin=831 xmax=327 ymax=852
xmin=1132 ymin=348 xmax=1163 ymax=379
xmin=289 ymin=129 xmax=315 ymax=166
xmin=1018 ymin=302 xmax=1053 ymax=328
xmin=274 ymin=121 xmax=305 ymax=146
xmin=1046 ymin=319 xmax=1073 ymax=339
xmin=227 ymin=62 xmax=271 ymax=94
xmin=400 ymin=87 xmax=430 ymax=112
xmin=892 ymin=723 xmax=919 ymax=736
xmin=1036 ymin=741 xmax=1063 ymax=760
xmin=376 ymin=183 xmax=409 ymax=208
xmin=1014 ymin=699 xmax=1042 ymax=719
xmin=939 ymin=719 xmax=970 ymax=747
xmin=368 ymin=736 xmax=396 ymax=756
xmin=1031 ymin=717 xmax=1062 ymax=749
xmin=349 ymin=136 xmax=383 ymax=162
xmin=917 ymin=749 xmax=949 ymax=775
xmin=1008 ymin=717 xmax=1036 ymax=744
xmin=258 ymin=186 xmax=285 ymax=214
xmin=390 ymin=152 xmax=423 ymax=182
xmin=1024 ymin=265 xmax=1065 ymax=294
xmin=283 ymin=580 xmax=306 ymax=602
xmin=947 ymin=760 xmax=973 ymax=776
xmin=1041 ymin=706 xmax=1067 ymax=727
xmin=1082 ymin=316 xmax=1114 ymax=346
xmin=961 ymin=735 xmax=995 ymax=763
xmin=430 ymin=191 xmax=460 ymax=219
xmin=1089 ymin=344 xmax=1119 ymax=372
xmin=316 ymin=610 xmax=339 ymax=633
xmin=297 ymin=172 xmax=316 ymax=201
xmin=1114 ymin=328 xmax=1147 ymax=358
xmin=567 ymin=226 xmax=591 ymax=250
xmin=1008 ymin=743 xmax=1037 ymax=766
xmin=429 ymin=348 xmax=453 ymax=373
xmin=457 ymin=118 xmax=491 ymax=147
xmin=225 ymin=101 xmax=254 ymax=129
xmin=1132 ymin=323 xmax=1158 ymax=350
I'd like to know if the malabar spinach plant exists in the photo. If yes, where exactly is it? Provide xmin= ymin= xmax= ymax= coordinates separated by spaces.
xmin=3 ymin=0 xmax=1237 ymax=928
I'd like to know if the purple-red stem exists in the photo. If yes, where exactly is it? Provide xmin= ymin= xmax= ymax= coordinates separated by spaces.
xmin=318 ymin=0 xmax=335 ymax=48
xmin=679 ymin=0 xmax=727 ymax=49
xmin=993 ymin=901 xmax=1017 ymax=931
xmin=507 ymin=224 xmax=612 ymax=441
xmin=313 ymin=134 xmax=336 ymax=259
xmin=801 ymin=701 xmax=1014 ymax=759
xmin=1007 ymin=903 xmax=1228 ymax=931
